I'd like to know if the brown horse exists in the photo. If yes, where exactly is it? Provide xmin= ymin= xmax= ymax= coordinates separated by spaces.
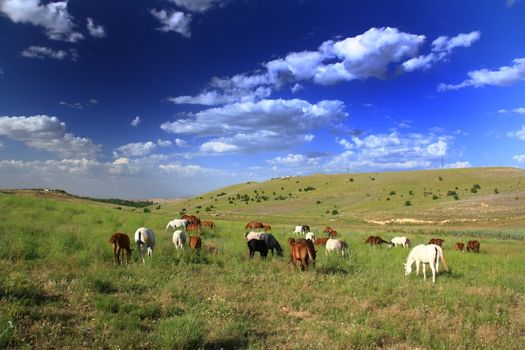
xmin=201 ymin=220 xmax=215 ymax=229
xmin=287 ymin=238 xmax=316 ymax=271
xmin=429 ymin=238 xmax=444 ymax=247
xmin=466 ymin=240 xmax=480 ymax=253
xmin=245 ymin=221 xmax=264 ymax=229
xmin=323 ymin=226 xmax=335 ymax=236
xmin=109 ymin=232 xmax=132 ymax=266
xmin=455 ymin=242 xmax=465 ymax=251
xmin=187 ymin=223 xmax=202 ymax=234
xmin=189 ymin=236 xmax=202 ymax=250
xmin=364 ymin=235 xmax=391 ymax=246
xmin=313 ymin=237 xmax=329 ymax=246
xmin=263 ymin=224 xmax=272 ymax=232
xmin=182 ymin=214 xmax=201 ymax=225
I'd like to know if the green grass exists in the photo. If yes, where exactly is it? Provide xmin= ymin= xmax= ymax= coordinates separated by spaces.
xmin=1 ymin=168 xmax=525 ymax=349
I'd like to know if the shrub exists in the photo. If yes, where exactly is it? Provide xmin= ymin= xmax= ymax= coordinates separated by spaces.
xmin=389 ymin=191 xmax=396 ymax=196
xmin=349 ymin=177 xmax=354 ymax=182
xmin=405 ymin=200 xmax=411 ymax=206
xmin=303 ymin=186 xmax=316 ymax=191
xmin=205 ymin=207 xmax=212 ymax=212
xmin=453 ymin=195 xmax=460 ymax=200
xmin=432 ymin=195 xmax=439 ymax=200
xmin=494 ymin=188 xmax=499 ymax=194
xmin=439 ymin=176 xmax=443 ymax=181
xmin=409 ymin=190 xmax=414 ymax=196
xmin=143 ymin=208 xmax=150 ymax=213
xmin=331 ymin=209 xmax=339 ymax=215
xmin=316 ymin=200 xmax=321 ymax=204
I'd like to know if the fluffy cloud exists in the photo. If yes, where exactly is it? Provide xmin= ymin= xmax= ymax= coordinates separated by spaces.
xmin=0 ymin=0 xmax=83 ymax=42
xmin=157 ymin=139 xmax=172 ymax=147
xmin=161 ymin=98 xmax=346 ymax=153
xmin=507 ymin=125 xmax=525 ymax=141
xmin=498 ymin=107 xmax=525 ymax=115
xmin=130 ymin=116 xmax=141 ymax=127
xmin=150 ymin=9 xmax=192 ymax=38
xmin=168 ymin=0 xmax=226 ymax=13
xmin=326 ymin=131 xmax=453 ymax=171
xmin=21 ymin=46 xmax=78 ymax=60
xmin=513 ymin=154 xmax=525 ymax=163
xmin=86 ymin=17 xmax=105 ymax=38
xmin=175 ymin=138 xmax=188 ymax=147
xmin=113 ymin=141 xmax=157 ymax=158
xmin=403 ymin=31 xmax=480 ymax=72
xmin=267 ymin=153 xmax=319 ymax=167
xmin=0 ymin=115 xmax=100 ymax=159
xmin=445 ymin=161 xmax=472 ymax=168
xmin=438 ymin=57 xmax=525 ymax=91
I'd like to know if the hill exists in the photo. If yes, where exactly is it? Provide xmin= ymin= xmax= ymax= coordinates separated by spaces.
xmin=160 ymin=167 xmax=525 ymax=230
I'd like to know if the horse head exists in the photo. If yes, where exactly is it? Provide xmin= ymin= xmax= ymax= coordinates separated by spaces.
xmin=403 ymin=262 xmax=412 ymax=275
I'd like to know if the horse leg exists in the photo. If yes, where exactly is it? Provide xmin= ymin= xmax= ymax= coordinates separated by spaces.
xmin=431 ymin=264 xmax=436 ymax=283
xmin=423 ymin=264 xmax=427 ymax=281
xmin=113 ymin=244 xmax=118 ymax=266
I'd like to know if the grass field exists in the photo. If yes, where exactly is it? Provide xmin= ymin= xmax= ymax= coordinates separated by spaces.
xmin=1 ymin=168 xmax=525 ymax=349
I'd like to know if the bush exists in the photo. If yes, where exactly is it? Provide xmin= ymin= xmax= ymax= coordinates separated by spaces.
xmin=409 ymin=190 xmax=414 ymax=196
xmin=494 ymin=188 xmax=499 ymax=194
xmin=389 ymin=191 xmax=396 ymax=196
xmin=349 ymin=177 xmax=354 ymax=182
xmin=205 ymin=207 xmax=212 ymax=212
xmin=405 ymin=200 xmax=411 ymax=206
xmin=432 ymin=195 xmax=439 ymax=200
xmin=143 ymin=208 xmax=150 ymax=213
xmin=331 ymin=209 xmax=339 ymax=215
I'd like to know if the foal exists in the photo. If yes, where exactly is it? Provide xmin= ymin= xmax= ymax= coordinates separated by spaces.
xmin=109 ymin=232 xmax=132 ymax=266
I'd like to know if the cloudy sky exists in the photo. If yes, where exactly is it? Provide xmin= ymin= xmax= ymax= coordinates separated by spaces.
xmin=0 ymin=0 xmax=524 ymax=198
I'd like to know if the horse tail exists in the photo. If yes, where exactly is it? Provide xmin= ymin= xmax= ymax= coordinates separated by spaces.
xmin=439 ymin=247 xmax=449 ymax=272
xmin=275 ymin=241 xmax=283 ymax=256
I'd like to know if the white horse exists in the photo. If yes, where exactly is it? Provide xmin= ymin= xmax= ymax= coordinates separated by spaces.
xmin=305 ymin=232 xmax=316 ymax=241
xmin=134 ymin=227 xmax=156 ymax=264
xmin=172 ymin=230 xmax=186 ymax=250
xmin=391 ymin=236 xmax=411 ymax=248
xmin=325 ymin=238 xmax=348 ymax=257
xmin=404 ymin=244 xmax=449 ymax=283
xmin=244 ymin=231 xmax=267 ymax=241
xmin=293 ymin=225 xmax=309 ymax=236
xmin=166 ymin=219 xmax=188 ymax=232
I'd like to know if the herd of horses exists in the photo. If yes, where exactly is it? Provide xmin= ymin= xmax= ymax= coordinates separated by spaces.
xmin=109 ymin=215 xmax=481 ymax=282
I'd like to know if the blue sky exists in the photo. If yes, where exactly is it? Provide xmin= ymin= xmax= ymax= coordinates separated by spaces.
xmin=0 ymin=0 xmax=524 ymax=198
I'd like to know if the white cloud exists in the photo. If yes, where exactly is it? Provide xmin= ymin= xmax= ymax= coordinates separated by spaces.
xmin=150 ymin=9 xmax=192 ymax=38
xmin=157 ymin=139 xmax=172 ymax=147
xmin=439 ymin=57 xmax=525 ymax=91
xmin=21 ymin=46 xmax=77 ymax=60
xmin=508 ymin=125 xmax=525 ymax=141
xmin=445 ymin=161 xmax=472 ymax=168
xmin=161 ymin=98 xmax=346 ymax=154
xmin=0 ymin=115 xmax=100 ymax=159
xmin=0 ymin=0 xmax=84 ymax=42
xmin=130 ymin=116 xmax=141 ymax=127
xmin=168 ymin=0 xmax=226 ymax=13
xmin=58 ymin=99 xmax=97 ymax=109
xmin=113 ymin=141 xmax=157 ymax=158
xmin=175 ymin=138 xmax=188 ymax=147
xmin=513 ymin=154 xmax=525 ymax=163
xmin=86 ymin=17 xmax=105 ymax=38
xmin=267 ymin=153 xmax=319 ymax=167
xmin=291 ymin=83 xmax=303 ymax=93
xmin=498 ymin=107 xmax=525 ymax=115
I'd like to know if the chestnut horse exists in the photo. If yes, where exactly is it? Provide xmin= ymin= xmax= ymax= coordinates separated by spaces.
xmin=429 ymin=238 xmax=444 ymax=247
xmin=109 ymin=232 xmax=132 ymax=266
xmin=467 ymin=240 xmax=480 ymax=253
xmin=365 ymin=235 xmax=392 ymax=246
xmin=455 ymin=242 xmax=465 ymax=251
xmin=189 ymin=236 xmax=202 ymax=250
xmin=245 ymin=221 xmax=264 ymax=230
xmin=287 ymin=238 xmax=316 ymax=271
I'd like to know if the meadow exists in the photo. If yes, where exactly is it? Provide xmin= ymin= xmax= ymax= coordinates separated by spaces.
xmin=1 ymin=168 xmax=525 ymax=349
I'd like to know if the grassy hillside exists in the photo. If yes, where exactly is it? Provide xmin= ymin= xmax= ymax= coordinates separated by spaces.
xmin=160 ymin=167 xmax=525 ymax=231
xmin=0 ymin=190 xmax=525 ymax=349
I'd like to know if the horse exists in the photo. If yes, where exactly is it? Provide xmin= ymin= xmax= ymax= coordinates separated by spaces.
xmin=187 ymin=223 xmax=201 ymax=234
xmin=181 ymin=214 xmax=201 ymax=225
xmin=293 ymin=225 xmax=310 ymax=236
xmin=467 ymin=240 xmax=480 ymax=253
xmin=455 ymin=242 xmax=465 ymax=251
xmin=325 ymin=238 xmax=348 ymax=257
xmin=328 ymin=230 xmax=338 ymax=238
xmin=287 ymin=238 xmax=316 ymax=271
xmin=188 ymin=236 xmax=202 ymax=250
xmin=323 ymin=226 xmax=335 ymax=236
xmin=172 ymin=230 xmax=186 ymax=250
xmin=244 ymin=231 xmax=267 ymax=241
xmin=313 ymin=237 xmax=329 ymax=246
xmin=305 ymin=232 xmax=316 ymax=241
xmin=201 ymin=220 xmax=215 ymax=229
xmin=263 ymin=233 xmax=283 ymax=257
xmin=365 ymin=235 xmax=392 ymax=246
xmin=165 ymin=219 xmax=188 ymax=232
xmin=134 ymin=227 xmax=155 ymax=264
xmin=404 ymin=244 xmax=449 ymax=283
xmin=247 ymin=239 xmax=268 ymax=258
xmin=428 ymin=238 xmax=444 ymax=247
xmin=391 ymin=236 xmax=411 ymax=248
xmin=109 ymin=232 xmax=132 ymax=266
xmin=263 ymin=224 xmax=272 ymax=232
xmin=245 ymin=221 xmax=264 ymax=230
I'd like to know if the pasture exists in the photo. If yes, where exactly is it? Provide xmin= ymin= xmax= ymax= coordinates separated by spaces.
xmin=1 ymin=190 xmax=525 ymax=349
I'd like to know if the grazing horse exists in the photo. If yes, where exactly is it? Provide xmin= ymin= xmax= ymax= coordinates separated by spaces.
xmin=293 ymin=225 xmax=310 ymax=236
xmin=287 ymin=238 xmax=316 ymax=271
xmin=313 ymin=237 xmax=329 ymax=246
xmin=365 ymin=235 xmax=392 ymax=246
xmin=247 ymin=239 xmax=268 ymax=258
xmin=305 ymin=232 xmax=316 ymax=241
xmin=165 ymin=219 xmax=188 ymax=232
xmin=455 ymin=242 xmax=465 ymax=251
xmin=134 ymin=227 xmax=155 ymax=264
xmin=467 ymin=240 xmax=480 ymax=253
xmin=172 ymin=230 xmax=186 ymax=250
xmin=188 ymin=236 xmax=202 ymax=250
xmin=404 ymin=244 xmax=449 ymax=283
xmin=429 ymin=238 xmax=444 ymax=247
xmin=325 ymin=238 xmax=348 ymax=257
xmin=182 ymin=215 xmax=201 ymax=225
xmin=187 ymin=223 xmax=201 ymax=234
xmin=244 ymin=231 xmax=267 ymax=241
xmin=245 ymin=221 xmax=264 ymax=230
xmin=263 ymin=224 xmax=272 ymax=232
xmin=263 ymin=233 xmax=283 ymax=257
xmin=109 ymin=232 xmax=132 ymax=266
xmin=323 ymin=226 xmax=335 ymax=236
xmin=328 ymin=230 xmax=338 ymax=238
xmin=201 ymin=220 xmax=215 ymax=229
xmin=391 ymin=236 xmax=411 ymax=248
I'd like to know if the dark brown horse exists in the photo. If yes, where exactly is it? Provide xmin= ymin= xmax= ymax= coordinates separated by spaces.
xmin=189 ymin=236 xmax=202 ymax=250
xmin=201 ymin=220 xmax=215 ymax=229
xmin=109 ymin=232 xmax=132 ymax=266
xmin=429 ymin=238 xmax=444 ymax=247
xmin=364 ymin=235 xmax=391 ymax=246
xmin=247 ymin=239 xmax=268 ymax=258
xmin=182 ymin=214 xmax=201 ymax=225
xmin=245 ymin=221 xmax=264 ymax=229
xmin=466 ymin=240 xmax=480 ymax=253
xmin=455 ymin=242 xmax=465 ymax=251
